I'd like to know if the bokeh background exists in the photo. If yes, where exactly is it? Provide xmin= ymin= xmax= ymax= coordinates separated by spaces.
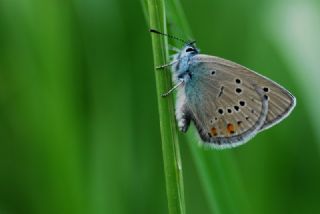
xmin=0 ymin=0 xmax=320 ymax=213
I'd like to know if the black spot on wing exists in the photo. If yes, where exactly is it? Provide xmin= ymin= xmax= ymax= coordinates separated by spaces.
xmin=218 ymin=86 xmax=224 ymax=97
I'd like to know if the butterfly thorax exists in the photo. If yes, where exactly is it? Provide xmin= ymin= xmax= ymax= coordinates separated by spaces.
xmin=172 ymin=43 xmax=199 ymax=83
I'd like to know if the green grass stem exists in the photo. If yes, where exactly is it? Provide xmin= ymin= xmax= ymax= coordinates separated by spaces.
xmin=146 ymin=0 xmax=186 ymax=213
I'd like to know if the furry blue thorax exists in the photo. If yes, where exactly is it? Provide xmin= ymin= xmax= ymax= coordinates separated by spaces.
xmin=171 ymin=43 xmax=199 ymax=83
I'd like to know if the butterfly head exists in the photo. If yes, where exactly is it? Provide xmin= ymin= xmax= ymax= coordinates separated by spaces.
xmin=179 ymin=41 xmax=199 ymax=58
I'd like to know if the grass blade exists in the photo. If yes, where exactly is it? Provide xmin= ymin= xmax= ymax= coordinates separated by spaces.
xmin=145 ymin=0 xmax=186 ymax=213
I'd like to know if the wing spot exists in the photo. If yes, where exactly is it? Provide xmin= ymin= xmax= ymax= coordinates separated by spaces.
xmin=239 ymin=100 xmax=246 ymax=106
xmin=236 ymin=88 xmax=242 ymax=94
xmin=234 ymin=105 xmax=240 ymax=111
xmin=251 ymin=109 xmax=255 ymax=114
xmin=211 ymin=70 xmax=216 ymax=75
xmin=245 ymin=116 xmax=250 ymax=121
xmin=235 ymin=78 xmax=241 ymax=84
xmin=211 ymin=127 xmax=218 ymax=136
xmin=237 ymin=121 xmax=242 ymax=125
xmin=264 ymin=95 xmax=269 ymax=100
xmin=263 ymin=87 xmax=269 ymax=92
xmin=218 ymin=108 xmax=224 ymax=115
xmin=227 ymin=108 xmax=232 ymax=113
xmin=227 ymin=123 xmax=235 ymax=134
xmin=218 ymin=86 xmax=224 ymax=97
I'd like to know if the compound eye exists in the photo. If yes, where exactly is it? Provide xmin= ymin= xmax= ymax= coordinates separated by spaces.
xmin=186 ymin=47 xmax=194 ymax=52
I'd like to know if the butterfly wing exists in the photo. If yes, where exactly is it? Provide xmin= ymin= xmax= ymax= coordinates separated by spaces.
xmin=183 ymin=54 xmax=295 ymax=148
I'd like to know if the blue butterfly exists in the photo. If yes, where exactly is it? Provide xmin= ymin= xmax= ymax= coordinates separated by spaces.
xmin=150 ymin=29 xmax=296 ymax=149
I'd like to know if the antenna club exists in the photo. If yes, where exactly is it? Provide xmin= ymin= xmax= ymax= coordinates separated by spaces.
xmin=149 ymin=29 xmax=161 ymax=34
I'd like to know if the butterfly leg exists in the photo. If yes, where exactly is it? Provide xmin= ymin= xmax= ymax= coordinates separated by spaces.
xmin=169 ymin=53 xmax=178 ymax=60
xmin=156 ymin=59 xmax=179 ymax=69
xmin=161 ymin=80 xmax=184 ymax=97
xmin=168 ymin=45 xmax=181 ymax=53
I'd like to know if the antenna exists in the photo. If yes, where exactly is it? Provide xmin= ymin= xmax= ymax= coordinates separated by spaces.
xmin=149 ymin=29 xmax=188 ymax=44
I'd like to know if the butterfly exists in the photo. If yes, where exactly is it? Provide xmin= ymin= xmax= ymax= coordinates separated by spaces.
xmin=150 ymin=29 xmax=296 ymax=149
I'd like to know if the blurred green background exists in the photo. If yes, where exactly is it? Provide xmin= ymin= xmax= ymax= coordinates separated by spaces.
xmin=0 ymin=0 xmax=320 ymax=213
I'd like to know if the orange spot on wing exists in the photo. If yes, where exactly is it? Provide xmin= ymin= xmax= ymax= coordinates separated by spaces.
xmin=211 ymin=127 xmax=218 ymax=136
xmin=227 ymin=123 xmax=235 ymax=134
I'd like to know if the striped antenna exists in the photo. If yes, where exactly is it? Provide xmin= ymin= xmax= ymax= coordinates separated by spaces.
xmin=149 ymin=29 xmax=188 ymax=44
